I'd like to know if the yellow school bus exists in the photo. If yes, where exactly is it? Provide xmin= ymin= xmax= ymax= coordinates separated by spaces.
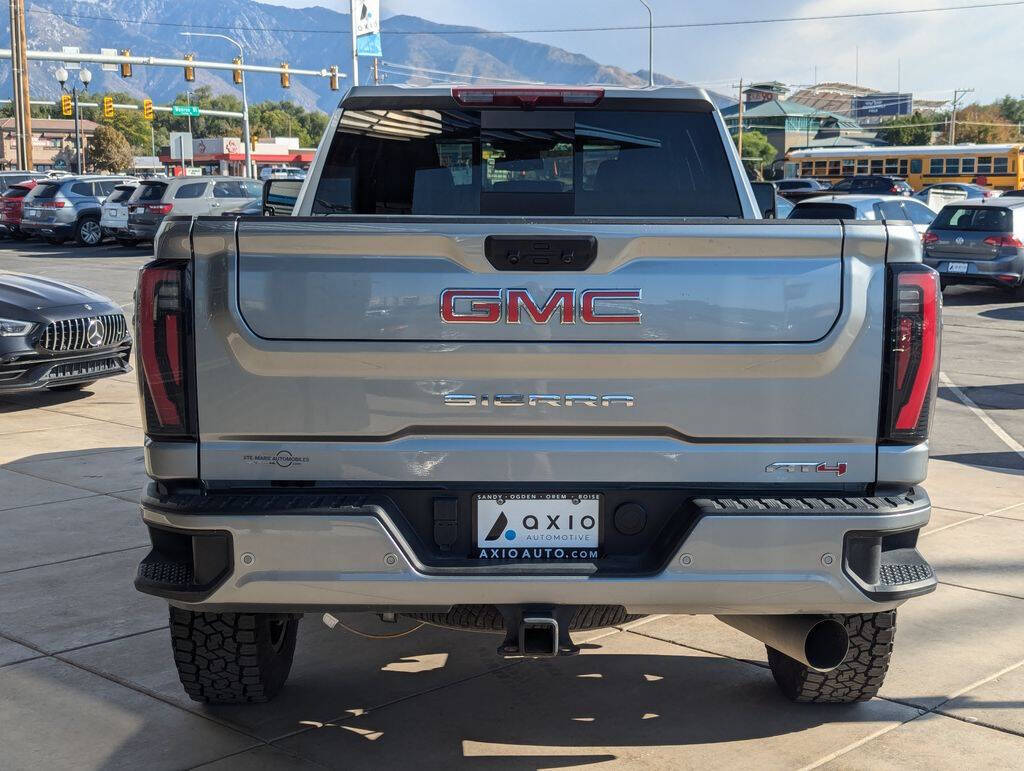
xmin=784 ymin=144 xmax=1024 ymax=191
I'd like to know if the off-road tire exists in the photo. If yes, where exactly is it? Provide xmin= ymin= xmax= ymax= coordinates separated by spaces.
xmin=767 ymin=610 xmax=896 ymax=703
xmin=169 ymin=608 xmax=299 ymax=704
xmin=404 ymin=604 xmax=643 ymax=632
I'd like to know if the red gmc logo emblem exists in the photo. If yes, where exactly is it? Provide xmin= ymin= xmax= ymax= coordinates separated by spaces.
xmin=440 ymin=288 xmax=642 ymax=324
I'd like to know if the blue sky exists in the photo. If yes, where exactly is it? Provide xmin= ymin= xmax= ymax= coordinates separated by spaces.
xmin=261 ymin=0 xmax=1023 ymax=103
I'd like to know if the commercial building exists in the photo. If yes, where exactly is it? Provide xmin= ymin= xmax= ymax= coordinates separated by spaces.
xmin=158 ymin=136 xmax=315 ymax=177
xmin=0 ymin=117 xmax=99 ymax=171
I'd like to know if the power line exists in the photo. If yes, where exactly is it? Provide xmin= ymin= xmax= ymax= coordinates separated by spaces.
xmin=23 ymin=1 xmax=1024 ymax=37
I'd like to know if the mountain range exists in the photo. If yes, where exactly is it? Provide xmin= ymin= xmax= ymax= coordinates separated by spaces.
xmin=4 ymin=0 xmax=733 ymax=114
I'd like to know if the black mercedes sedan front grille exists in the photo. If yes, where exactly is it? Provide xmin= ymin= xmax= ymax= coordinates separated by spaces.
xmin=40 ymin=314 xmax=128 ymax=352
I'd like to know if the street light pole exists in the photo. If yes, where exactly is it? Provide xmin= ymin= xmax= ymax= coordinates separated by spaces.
xmin=56 ymin=66 xmax=90 ymax=174
xmin=638 ymin=0 xmax=654 ymax=87
xmin=181 ymin=32 xmax=253 ymax=178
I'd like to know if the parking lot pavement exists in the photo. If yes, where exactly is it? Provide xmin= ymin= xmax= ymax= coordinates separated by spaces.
xmin=2 ymin=243 xmax=1024 ymax=768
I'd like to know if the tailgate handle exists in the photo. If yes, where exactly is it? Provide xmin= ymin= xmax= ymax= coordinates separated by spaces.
xmin=485 ymin=236 xmax=597 ymax=271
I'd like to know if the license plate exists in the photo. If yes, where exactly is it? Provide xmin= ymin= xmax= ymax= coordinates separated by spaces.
xmin=106 ymin=207 xmax=117 ymax=216
xmin=475 ymin=493 xmax=600 ymax=560
xmin=946 ymin=262 xmax=969 ymax=274
xmin=23 ymin=209 xmax=37 ymax=218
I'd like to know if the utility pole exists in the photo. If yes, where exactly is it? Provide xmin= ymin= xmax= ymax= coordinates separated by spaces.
xmin=8 ymin=0 xmax=32 ymax=169
xmin=350 ymin=4 xmax=359 ymax=88
xmin=736 ymin=78 xmax=744 ymax=164
xmin=949 ymin=87 xmax=974 ymax=145
xmin=855 ymin=46 xmax=859 ymax=87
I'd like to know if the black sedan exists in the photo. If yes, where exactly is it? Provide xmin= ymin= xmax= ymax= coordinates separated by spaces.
xmin=0 ymin=273 xmax=131 ymax=393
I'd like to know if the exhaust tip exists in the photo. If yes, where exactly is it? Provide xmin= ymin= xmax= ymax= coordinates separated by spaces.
xmin=805 ymin=618 xmax=850 ymax=672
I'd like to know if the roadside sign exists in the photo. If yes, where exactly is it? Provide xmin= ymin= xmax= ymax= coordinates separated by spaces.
xmin=169 ymin=131 xmax=194 ymax=161
xmin=61 ymin=46 xmax=80 ymax=70
xmin=100 ymin=48 xmax=118 ymax=72
xmin=171 ymin=105 xmax=200 ymax=117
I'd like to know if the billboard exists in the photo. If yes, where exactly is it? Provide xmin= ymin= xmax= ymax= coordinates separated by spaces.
xmin=851 ymin=92 xmax=913 ymax=120
xmin=352 ymin=0 xmax=382 ymax=56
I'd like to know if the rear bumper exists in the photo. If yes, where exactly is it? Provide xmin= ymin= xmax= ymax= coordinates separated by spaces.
xmin=19 ymin=220 xmax=74 ymax=238
xmin=925 ymin=253 xmax=1024 ymax=286
xmin=136 ymin=486 xmax=936 ymax=615
xmin=126 ymin=221 xmax=161 ymax=239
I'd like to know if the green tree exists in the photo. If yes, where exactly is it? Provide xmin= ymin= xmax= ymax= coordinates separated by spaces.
xmin=77 ymin=92 xmax=154 ymax=154
xmin=88 ymin=124 xmax=133 ymax=172
xmin=997 ymin=95 xmax=1024 ymax=125
xmin=875 ymin=112 xmax=935 ymax=145
xmin=733 ymin=130 xmax=776 ymax=175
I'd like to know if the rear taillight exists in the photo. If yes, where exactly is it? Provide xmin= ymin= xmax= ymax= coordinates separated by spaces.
xmin=40 ymin=201 xmax=65 ymax=208
xmin=146 ymin=203 xmax=174 ymax=215
xmin=922 ymin=232 xmax=939 ymax=245
xmin=452 ymin=87 xmax=604 ymax=107
xmin=136 ymin=260 xmax=195 ymax=439
xmin=983 ymin=235 xmax=1023 ymax=248
xmin=881 ymin=265 xmax=941 ymax=443
xmin=889 ymin=185 xmax=901 ymax=194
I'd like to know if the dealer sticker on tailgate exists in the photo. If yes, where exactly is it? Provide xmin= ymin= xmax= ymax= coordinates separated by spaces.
xmin=475 ymin=493 xmax=600 ymax=560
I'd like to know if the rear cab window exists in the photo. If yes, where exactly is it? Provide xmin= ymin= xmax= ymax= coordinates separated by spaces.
xmin=933 ymin=206 xmax=1012 ymax=232
xmin=312 ymin=96 xmax=743 ymax=217
xmin=4 ymin=185 xmax=32 ymax=199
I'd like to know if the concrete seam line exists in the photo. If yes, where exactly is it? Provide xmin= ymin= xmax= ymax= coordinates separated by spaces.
xmin=0 ymin=491 xmax=102 ymax=513
xmin=939 ymin=371 xmax=1024 ymax=461
xmin=933 ymin=708 xmax=1024 ymax=740
xmin=986 ymin=500 xmax=1024 ymax=516
xmin=797 ymin=712 xmax=927 ymax=771
xmin=937 ymin=580 xmax=1024 ymax=603
xmin=917 ymin=514 xmax=983 ymax=539
xmin=938 ymin=657 xmax=1024 ymax=705
xmin=52 ymin=652 xmax=268 ymax=744
xmin=624 ymin=627 xmax=770 ymax=670
xmin=0 ymin=544 xmax=149 ymax=576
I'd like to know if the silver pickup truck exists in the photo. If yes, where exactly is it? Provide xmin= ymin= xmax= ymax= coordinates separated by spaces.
xmin=134 ymin=86 xmax=940 ymax=706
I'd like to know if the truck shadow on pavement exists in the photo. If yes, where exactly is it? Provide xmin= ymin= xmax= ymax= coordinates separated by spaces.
xmin=0 ymin=387 xmax=93 ymax=412
xmin=252 ymin=622 xmax=903 ymax=767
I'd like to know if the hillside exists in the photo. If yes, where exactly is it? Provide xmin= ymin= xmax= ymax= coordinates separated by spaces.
xmin=4 ymin=0 xmax=732 ymax=114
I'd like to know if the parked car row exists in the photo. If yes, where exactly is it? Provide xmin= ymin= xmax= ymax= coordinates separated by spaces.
xmin=0 ymin=172 xmax=264 ymax=248
xmin=785 ymin=188 xmax=1024 ymax=299
xmin=776 ymin=175 xmax=1012 ymax=204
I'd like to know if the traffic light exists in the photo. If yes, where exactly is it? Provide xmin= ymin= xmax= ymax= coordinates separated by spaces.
xmin=329 ymin=65 xmax=340 ymax=91
xmin=280 ymin=62 xmax=290 ymax=89
xmin=142 ymin=99 xmax=154 ymax=121
xmin=183 ymin=53 xmax=195 ymax=82
xmin=232 ymin=56 xmax=243 ymax=85
xmin=119 ymin=49 xmax=132 ymax=78
xmin=103 ymin=96 xmax=114 ymax=119
xmin=251 ymin=132 xmax=259 ymax=150
xmin=60 ymin=93 xmax=72 ymax=117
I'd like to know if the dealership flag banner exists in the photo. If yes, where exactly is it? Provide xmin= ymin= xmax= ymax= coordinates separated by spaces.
xmin=352 ymin=0 xmax=383 ymax=57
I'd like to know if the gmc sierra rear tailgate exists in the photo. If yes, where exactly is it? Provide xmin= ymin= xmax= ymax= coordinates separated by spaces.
xmin=188 ymin=217 xmax=888 ymax=485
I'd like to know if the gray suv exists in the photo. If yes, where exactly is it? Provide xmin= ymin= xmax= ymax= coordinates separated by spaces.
xmin=923 ymin=198 xmax=1024 ymax=296
xmin=126 ymin=176 xmax=261 ymax=242
xmin=20 ymin=175 xmax=134 ymax=246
